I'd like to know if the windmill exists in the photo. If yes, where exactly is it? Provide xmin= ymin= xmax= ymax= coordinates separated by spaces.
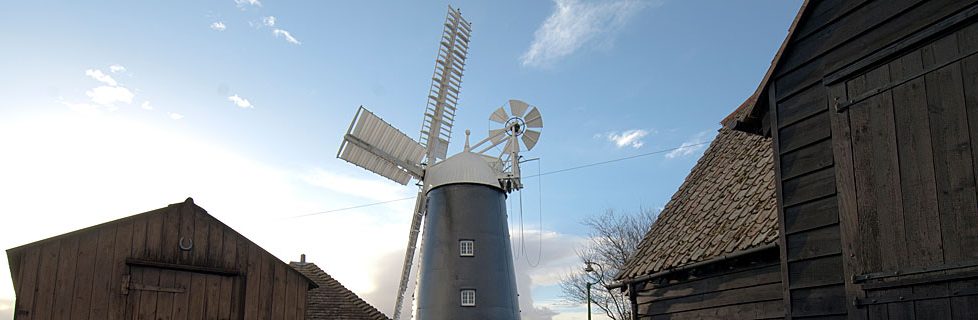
xmin=335 ymin=6 xmax=544 ymax=320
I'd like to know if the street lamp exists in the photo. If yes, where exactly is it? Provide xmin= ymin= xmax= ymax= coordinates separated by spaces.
xmin=584 ymin=260 xmax=604 ymax=320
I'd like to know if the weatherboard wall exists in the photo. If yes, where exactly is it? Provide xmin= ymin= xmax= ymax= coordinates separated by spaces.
xmin=6 ymin=199 xmax=312 ymax=320
xmin=767 ymin=0 xmax=978 ymax=318
xmin=632 ymin=248 xmax=784 ymax=320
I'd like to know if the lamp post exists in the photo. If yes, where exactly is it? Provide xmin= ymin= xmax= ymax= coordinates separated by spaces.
xmin=584 ymin=261 xmax=604 ymax=320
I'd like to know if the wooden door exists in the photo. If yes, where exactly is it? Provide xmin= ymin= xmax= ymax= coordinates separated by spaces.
xmin=830 ymin=21 xmax=978 ymax=319
xmin=125 ymin=266 xmax=242 ymax=320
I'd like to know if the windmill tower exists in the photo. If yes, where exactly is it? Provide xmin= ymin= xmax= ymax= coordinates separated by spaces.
xmin=335 ymin=6 xmax=543 ymax=320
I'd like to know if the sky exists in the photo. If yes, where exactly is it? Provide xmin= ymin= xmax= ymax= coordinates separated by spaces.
xmin=0 ymin=0 xmax=801 ymax=319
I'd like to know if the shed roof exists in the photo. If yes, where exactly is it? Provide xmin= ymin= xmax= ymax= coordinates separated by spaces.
xmin=616 ymin=128 xmax=778 ymax=281
xmin=290 ymin=261 xmax=391 ymax=320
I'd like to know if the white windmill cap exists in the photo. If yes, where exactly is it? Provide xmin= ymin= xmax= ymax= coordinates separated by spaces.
xmin=425 ymin=150 xmax=501 ymax=190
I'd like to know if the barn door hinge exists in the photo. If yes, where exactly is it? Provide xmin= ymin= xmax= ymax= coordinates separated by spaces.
xmin=121 ymin=274 xmax=186 ymax=295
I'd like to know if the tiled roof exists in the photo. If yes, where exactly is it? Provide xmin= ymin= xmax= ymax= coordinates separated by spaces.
xmin=617 ymin=128 xmax=778 ymax=280
xmin=290 ymin=261 xmax=391 ymax=320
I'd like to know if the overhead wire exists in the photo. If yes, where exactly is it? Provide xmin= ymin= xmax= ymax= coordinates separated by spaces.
xmin=285 ymin=140 xmax=714 ymax=219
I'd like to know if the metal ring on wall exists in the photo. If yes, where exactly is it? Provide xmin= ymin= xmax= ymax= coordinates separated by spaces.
xmin=179 ymin=237 xmax=194 ymax=251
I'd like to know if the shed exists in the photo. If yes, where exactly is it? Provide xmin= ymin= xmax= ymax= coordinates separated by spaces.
xmin=729 ymin=0 xmax=978 ymax=318
xmin=612 ymin=126 xmax=781 ymax=319
xmin=6 ymin=198 xmax=315 ymax=320
xmin=290 ymin=258 xmax=390 ymax=320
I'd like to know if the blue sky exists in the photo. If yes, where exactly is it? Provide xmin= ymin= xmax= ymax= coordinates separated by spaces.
xmin=0 ymin=1 xmax=801 ymax=318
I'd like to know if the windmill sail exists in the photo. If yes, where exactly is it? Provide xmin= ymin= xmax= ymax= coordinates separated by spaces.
xmin=419 ymin=6 xmax=472 ymax=163
xmin=338 ymin=107 xmax=425 ymax=185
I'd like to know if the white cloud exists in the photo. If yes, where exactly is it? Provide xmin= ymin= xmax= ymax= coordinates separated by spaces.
xmin=665 ymin=130 xmax=715 ymax=159
xmin=86 ymin=85 xmax=134 ymax=106
xmin=606 ymin=129 xmax=650 ymax=149
xmin=234 ymin=0 xmax=261 ymax=8
xmin=108 ymin=64 xmax=126 ymax=73
xmin=168 ymin=112 xmax=184 ymax=120
xmin=85 ymin=69 xmax=118 ymax=86
xmin=227 ymin=94 xmax=254 ymax=108
xmin=210 ymin=21 xmax=227 ymax=31
xmin=521 ymin=0 xmax=654 ymax=67
xmin=141 ymin=101 xmax=154 ymax=110
xmin=273 ymin=29 xmax=301 ymax=45
xmin=262 ymin=16 xmax=276 ymax=27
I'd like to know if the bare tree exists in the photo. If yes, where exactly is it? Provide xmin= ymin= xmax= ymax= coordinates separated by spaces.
xmin=559 ymin=208 xmax=658 ymax=320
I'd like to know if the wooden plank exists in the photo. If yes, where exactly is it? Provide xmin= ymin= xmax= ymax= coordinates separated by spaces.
xmin=244 ymin=245 xmax=261 ymax=320
xmin=272 ymin=262 xmax=288 ymax=318
xmin=924 ymin=38 xmax=978 ymax=263
xmin=161 ymin=204 xmax=181 ymax=264
xmin=778 ymin=86 xmax=829 ymax=128
xmin=230 ymin=234 xmax=249 ymax=320
xmin=206 ymin=216 xmax=224 ymax=267
xmin=790 ymin=285 xmax=848 ymax=317
xmin=912 ymin=283 xmax=951 ymax=319
xmin=154 ymin=269 xmax=176 ymax=320
xmin=204 ymin=273 xmax=222 ymax=319
xmin=641 ymin=264 xmax=781 ymax=303
xmin=647 ymin=299 xmax=783 ymax=320
xmin=144 ymin=209 xmax=165 ymax=261
xmin=14 ymin=246 xmax=40 ymax=319
xmin=791 ymin=0 xmax=868 ymax=41
xmin=259 ymin=255 xmax=275 ymax=320
xmin=784 ymin=197 xmax=839 ymax=235
xmin=169 ymin=270 xmax=192 ymax=319
xmin=851 ymin=65 xmax=910 ymax=273
xmin=295 ymin=272 xmax=307 ymax=320
xmin=109 ymin=219 xmax=134 ymax=320
xmin=788 ymin=255 xmax=844 ymax=289
xmin=645 ymin=282 xmax=782 ymax=315
xmin=125 ymin=258 xmax=239 ymax=276
xmin=284 ymin=273 xmax=298 ymax=320
xmin=787 ymin=226 xmax=842 ymax=262
xmin=781 ymin=138 xmax=834 ymax=180
xmin=781 ymin=167 xmax=836 ymax=207
xmin=778 ymin=0 xmax=920 ymax=74
xmin=192 ymin=208 xmax=209 ymax=266
xmin=823 ymin=0 xmax=976 ymax=77
xmin=33 ymin=240 xmax=61 ymax=320
xmin=827 ymin=82 xmax=865 ymax=320
xmin=69 ymin=231 xmax=99 ymax=320
xmin=891 ymin=49 xmax=945 ymax=269
xmin=769 ymin=81 xmax=794 ymax=319
xmin=87 ymin=226 xmax=117 ymax=320
xmin=187 ymin=273 xmax=207 ymax=318
xmin=178 ymin=200 xmax=195 ymax=265
xmin=950 ymin=279 xmax=978 ymax=319
xmin=137 ymin=267 xmax=162 ymax=320
xmin=52 ymin=236 xmax=79 ymax=320
xmin=219 ymin=231 xmax=237 ymax=318
xmin=779 ymin=111 xmax=832 ymax=154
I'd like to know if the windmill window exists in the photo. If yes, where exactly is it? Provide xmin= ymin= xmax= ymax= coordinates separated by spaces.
xmin=460 ymin=240 xmax=474 ymax=257
xmin=460 ymin=289 xmax=476 ymax=307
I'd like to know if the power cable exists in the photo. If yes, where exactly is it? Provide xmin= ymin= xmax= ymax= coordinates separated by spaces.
xmin=286 ymin=140 xmax=713 ymax=219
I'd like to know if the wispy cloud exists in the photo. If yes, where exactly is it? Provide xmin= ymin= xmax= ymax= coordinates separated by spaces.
xmin=141 ymin=101 xmax=154 ymax=110
xmin=262 ymin=16 xmax=276 ymax=27
xmin=228 ymin=94 xmax=254 ymax=108
xmin=273 ymin=29 xmax=301 ymax=45
xmin=85 ymin=69 xmax=118 ymax=86
xmin=521 ymin=0 xmax=653 ymax=67
xmin=86 ymin=86 xmax=134 ymax=106
xmin=605 ymin=129 xmax=651 ymax=149
xmin=210 ymin=21 xmax=227 ymax=31
xmin=234 ymin=0 xmax=261 ymax=8
xmin=168 ymin=112 xmax=184 ymax=120
xmin=665 ymin=131 xmax=714 ymax=159
xmin=108 ymin=64 xmax=126 ymax=73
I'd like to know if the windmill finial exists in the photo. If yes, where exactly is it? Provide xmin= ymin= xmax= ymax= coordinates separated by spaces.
xmin=464 ymin=129 xmax=471 ymax=151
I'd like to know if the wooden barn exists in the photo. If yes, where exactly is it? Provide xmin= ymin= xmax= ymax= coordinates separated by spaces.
xmin=611 ymin=125 xmax=782 ymax=319
xmin=290 ymin=257 xmax=391 ymax=320
xmin=618 ymin=0 xmax=978 ymax=319
xmin=6 ymin=198 xmax=315 ymax=320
